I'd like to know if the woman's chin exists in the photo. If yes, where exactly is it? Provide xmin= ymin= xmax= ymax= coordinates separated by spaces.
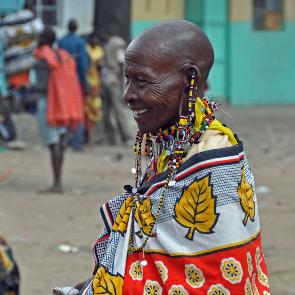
xmin=137 ymin=125 xmax=153 ymax=133
xmin=137 ymin=121 xmax=157 ymax=133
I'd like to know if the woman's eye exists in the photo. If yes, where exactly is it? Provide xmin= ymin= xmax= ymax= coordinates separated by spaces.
xmin=124 ymin=76 xmax=130 ymax=84
xmin=136 ymin=77 xmax=148 ymax=85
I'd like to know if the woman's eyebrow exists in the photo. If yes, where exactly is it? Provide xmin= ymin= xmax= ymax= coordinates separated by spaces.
xmin=123 ymin=65 xmax=156 ymax=80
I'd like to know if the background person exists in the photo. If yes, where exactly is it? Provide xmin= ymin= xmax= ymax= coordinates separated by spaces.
xmin=84 ymin=34 xmax=104 ymax=145
xmin=0 ymin=236 xmax=20 ymax=295
xmin=33 ymin=27 xmax=84 ymax=193
xmin=100 ymin=35 xmax=131 ymax=145
xmin=58 ymin=19 xmax=88 ymax=151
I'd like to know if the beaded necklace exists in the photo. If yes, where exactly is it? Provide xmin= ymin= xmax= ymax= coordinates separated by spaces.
xmin=128 ymin=74 xmax=218 ymax=266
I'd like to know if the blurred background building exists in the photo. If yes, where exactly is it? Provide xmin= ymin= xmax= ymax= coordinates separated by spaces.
xmin=132 ymin=0 xmax=295 ymax=106
xmin=0 ymin=0 xmax=294 ymax=106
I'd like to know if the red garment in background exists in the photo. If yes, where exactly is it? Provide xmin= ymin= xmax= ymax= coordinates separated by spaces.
xmin=34 ymin=45 xmax=84 ymax=128
xmin=8 ymin=70 xmax=29 ymax=88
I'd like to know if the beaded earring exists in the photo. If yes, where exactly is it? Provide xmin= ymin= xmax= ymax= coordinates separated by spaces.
xmin=133 ymin=131 xmax=144 ymax=190
xmin=174 ymin=70 xmax=198 ymax=165
xmin=144 ymin=133 xmax=152 ymax=157
xmin=187 ymin=70 xmax=198 ymax=119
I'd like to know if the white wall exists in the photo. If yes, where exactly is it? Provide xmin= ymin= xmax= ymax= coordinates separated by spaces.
xmin=57 ymin=0 xmax=94 ymax=36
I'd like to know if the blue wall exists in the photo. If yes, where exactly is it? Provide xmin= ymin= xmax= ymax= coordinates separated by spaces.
xmin=132 ymin=0 xmax=295 ymax=105
xmin=0 ymin=0 xmax=24 ymax=14
xmin=229 ymin=21 xmax=295 ymax=106
xmin=186 ymin=0 xmax=229 ymax=100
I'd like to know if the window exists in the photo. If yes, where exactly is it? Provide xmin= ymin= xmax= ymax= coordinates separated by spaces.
xmin=25 ymin=0 xmax=58 ymax=26
xmin=253 ymin=0 xmax=283 ymax=30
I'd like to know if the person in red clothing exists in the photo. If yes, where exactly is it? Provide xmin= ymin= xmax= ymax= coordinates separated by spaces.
xmin=33 ymin=27 xmax=84 ymax=193
xmin=58 ymin=19 xmax=89 ymax=151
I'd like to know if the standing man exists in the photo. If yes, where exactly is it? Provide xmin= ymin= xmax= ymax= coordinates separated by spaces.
xmin=58 ymin=19 xmax=88 ymax=151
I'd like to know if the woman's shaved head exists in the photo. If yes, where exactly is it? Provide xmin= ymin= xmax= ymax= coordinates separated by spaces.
xmin=126 ymin=19 xmax=214 ymax=85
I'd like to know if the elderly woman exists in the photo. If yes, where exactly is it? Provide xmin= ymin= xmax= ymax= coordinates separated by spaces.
xmin=55 ymin=20 xmax=270 ymax=295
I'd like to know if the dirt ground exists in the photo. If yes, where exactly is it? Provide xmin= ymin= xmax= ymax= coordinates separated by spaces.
xmin=0 ymin=104 xmax=295 ymax=295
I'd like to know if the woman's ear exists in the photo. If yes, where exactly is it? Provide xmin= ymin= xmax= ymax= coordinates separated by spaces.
xmin=182 ymin=65 xmax=202 ymax=101
xmin=184 ymin=65 xmax=201 ymax=86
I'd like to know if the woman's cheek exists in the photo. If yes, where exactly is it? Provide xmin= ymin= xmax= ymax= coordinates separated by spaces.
xmin=149 ymin=86 xmax=167 ymax=105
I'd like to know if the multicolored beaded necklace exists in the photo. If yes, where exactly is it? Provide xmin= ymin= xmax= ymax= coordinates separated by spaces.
xmin=128 ymin=73 xmax=219 ymax=266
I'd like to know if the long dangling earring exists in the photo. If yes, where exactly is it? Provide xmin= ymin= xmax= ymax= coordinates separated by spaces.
xmin=144 ymin=133 xmax=152 ymax=157
xmin=188 ymin=70 xmax=198 ymax=123
xmin=133 ymin=131 xmax=143 ymax=190
xmin=173 ymin=70 xmax=198 ymax=164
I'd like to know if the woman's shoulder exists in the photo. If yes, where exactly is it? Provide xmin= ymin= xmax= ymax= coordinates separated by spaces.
xmin=184 ymin=129 xmax=234 ymax=161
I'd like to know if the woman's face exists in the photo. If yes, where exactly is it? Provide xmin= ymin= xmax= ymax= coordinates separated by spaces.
xmin=123 ymin=48 xmax=185 ymax=133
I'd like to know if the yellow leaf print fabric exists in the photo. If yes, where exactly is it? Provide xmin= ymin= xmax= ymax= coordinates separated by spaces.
xmin=134 ymin=197 xmax=156 ymax=236
xmin=237 ymin=168 xmax=255 ymax=225
xmin=112 ymin=196 xmax=134 ymax=235
xmin=93 ymin=265 xmax=124 ymax=295
xmin=174 ymin=175 xmax=219 ymax=240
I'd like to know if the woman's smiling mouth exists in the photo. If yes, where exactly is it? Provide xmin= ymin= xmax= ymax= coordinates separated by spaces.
xmin=132 ymin=109 xmax=149 ymax=118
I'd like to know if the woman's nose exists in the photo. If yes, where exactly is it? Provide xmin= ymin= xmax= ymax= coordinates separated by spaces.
xmin=123 ymin=83 xmax=139 ymax=105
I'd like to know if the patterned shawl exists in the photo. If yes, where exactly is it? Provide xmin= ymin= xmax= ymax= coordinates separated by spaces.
xmin=82 ymin=141 xmax=270 ymax=295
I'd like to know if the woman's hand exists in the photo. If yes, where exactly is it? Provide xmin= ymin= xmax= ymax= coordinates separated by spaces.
xmin=52 ymin=287 xmax=79 ymax=295
xmin=52 ymin=278 xmax=92 ymax=295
